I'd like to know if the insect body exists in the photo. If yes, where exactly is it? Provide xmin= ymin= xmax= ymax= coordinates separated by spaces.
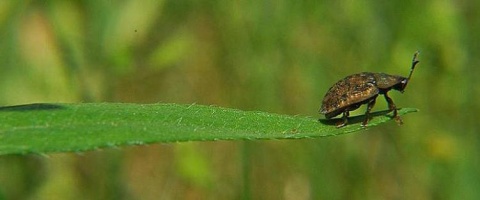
xmin=320 ymin=52 xmax=420 ymax=127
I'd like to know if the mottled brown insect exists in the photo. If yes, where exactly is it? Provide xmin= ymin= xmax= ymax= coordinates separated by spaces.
xmin=320 ymin=52 xmax=420 ymax=127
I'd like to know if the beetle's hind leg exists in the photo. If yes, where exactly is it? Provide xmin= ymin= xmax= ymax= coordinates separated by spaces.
xmin=336 ymin=111 xmax=349 ymax=128
xmin=362 ymin=97 xmax=377 ymax=127
xmin=384 ymin=93 xmax=403 ymax=125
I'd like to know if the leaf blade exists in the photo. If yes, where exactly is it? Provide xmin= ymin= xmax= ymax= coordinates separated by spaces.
xmin=0 ymin=103 xmax=418 ymax=155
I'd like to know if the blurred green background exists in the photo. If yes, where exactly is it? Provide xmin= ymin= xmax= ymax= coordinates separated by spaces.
xmin=0 ymin=0 xmax=479 ymax=199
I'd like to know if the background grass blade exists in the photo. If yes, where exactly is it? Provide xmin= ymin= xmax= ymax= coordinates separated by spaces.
xmin=0 ymin=103 xmax=417 ymax=155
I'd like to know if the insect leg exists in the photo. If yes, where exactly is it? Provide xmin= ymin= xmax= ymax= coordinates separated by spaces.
xmin=362 ymin=97 xmax=377 ymax=126
xmin=384 ymin=93 xmax=403 ymax=125
xmin=337 ymin=111 xmax=349 ymax=128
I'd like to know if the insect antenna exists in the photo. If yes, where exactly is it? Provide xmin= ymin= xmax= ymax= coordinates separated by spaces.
xmin=404 ymin=51 xmax=420 ymax=88
xmin=407 ymin=51 xmax=420 ymax=81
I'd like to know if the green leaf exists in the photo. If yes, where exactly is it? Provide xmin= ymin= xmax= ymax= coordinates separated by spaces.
xmin=0 ymin=103 xmax=417 ymax=155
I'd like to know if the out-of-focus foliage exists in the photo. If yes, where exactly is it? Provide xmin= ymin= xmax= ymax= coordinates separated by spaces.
xmin=0 ymin=0 xmax=478 ymax=199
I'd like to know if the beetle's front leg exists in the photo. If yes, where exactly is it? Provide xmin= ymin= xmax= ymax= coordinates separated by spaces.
xmin=384 ymin=93 xmax=403 ymax=125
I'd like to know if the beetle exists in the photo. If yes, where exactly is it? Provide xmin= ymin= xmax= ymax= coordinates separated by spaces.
xmin=319 ymin=51 xmax=420 ymax=127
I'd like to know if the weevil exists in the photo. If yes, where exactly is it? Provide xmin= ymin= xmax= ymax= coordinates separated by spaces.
xmin=319 ymin=51 xmax=420 ymax=127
